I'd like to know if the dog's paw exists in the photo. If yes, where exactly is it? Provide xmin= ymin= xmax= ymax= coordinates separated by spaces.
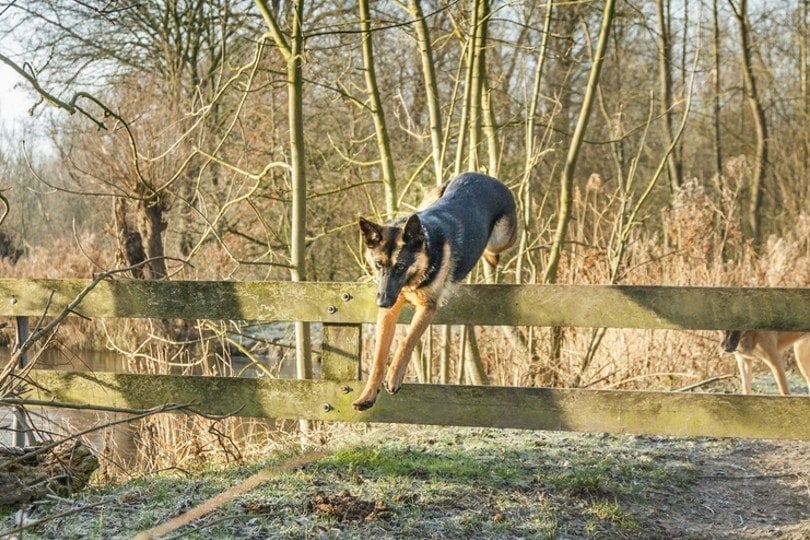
xmin=384 ymin=367 xmax=406 ymax=395
xmin=383 ymin=379 xmax=402 ymax=395
xmin=352 ymin=396 xmax=376 ymax=411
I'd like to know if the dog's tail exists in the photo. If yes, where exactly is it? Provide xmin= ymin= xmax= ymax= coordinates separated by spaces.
xmin=483 ymin=210 xmax=518 ymax=267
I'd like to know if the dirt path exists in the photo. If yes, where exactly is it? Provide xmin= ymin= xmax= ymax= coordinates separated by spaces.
xmin=655 ymin=438 xmax=810 ymax=539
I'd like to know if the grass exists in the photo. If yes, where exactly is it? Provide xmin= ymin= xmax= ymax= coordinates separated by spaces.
xmin=1 ymin=426 xmax=700 ymax=539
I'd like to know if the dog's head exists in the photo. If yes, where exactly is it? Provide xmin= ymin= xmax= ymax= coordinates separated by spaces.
xmin=359 ymin=214 xmax=427 ymax=308
xmin=721 ymin=330 xmax=743 ymax=353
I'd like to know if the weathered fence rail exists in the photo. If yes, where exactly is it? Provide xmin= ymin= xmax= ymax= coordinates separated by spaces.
xmin=3 ymin=279 xmax=810 ymax=328
xmin=2 ymin=279 xmax=809 ymax=440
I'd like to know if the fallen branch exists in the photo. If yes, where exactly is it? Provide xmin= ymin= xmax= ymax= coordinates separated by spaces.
xmin=0 ymin=441 xmax=99 ymax=508
xmin=676 ymin=374 xmax=736 ymax=392
xmin=133 ymin=450 xmax=328 ymax=540
xmin=0 ymin=402 xmax=191 ymax=471
xmin=1 ymin=499 xmax=108 ymax=537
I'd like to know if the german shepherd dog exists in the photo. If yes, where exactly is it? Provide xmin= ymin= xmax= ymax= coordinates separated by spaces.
xmin=721 ymin=330 xmax=810 ymax=395
xmin=352 ymin=172 xmax=517 ymax=411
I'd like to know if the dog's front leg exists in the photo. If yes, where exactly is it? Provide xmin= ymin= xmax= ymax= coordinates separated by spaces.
xmin=384 ymin=304 xmax=437 ymax=395
xmin=352 ymin=297 xmax=405 ymax=411
xmin=735 ymin=354 xmax=753 ymax=394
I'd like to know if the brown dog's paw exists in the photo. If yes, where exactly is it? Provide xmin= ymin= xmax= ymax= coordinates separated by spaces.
xmin=352 ymin=397 xmax=376 ymax=411
xmin=383 ymin=380 xmax=401 ymax=395
xmin=383 ymin=368 xmax=406 ymax=395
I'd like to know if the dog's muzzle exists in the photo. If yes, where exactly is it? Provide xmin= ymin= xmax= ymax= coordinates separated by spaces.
xmin=375 ymin=271 xmax=403 ymax=308
xmin=376 ymin=293 xmax=396 ymax=308
xmin=721 ymin=330 xmax=742 ymax=353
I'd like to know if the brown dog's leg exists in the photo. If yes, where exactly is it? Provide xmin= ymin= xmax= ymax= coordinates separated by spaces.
xmin=759 ymin=338 xmax=791 ymax=396
xmin=734 ymin=354 xmax=753 ymax=394
xmin=383 ymin=304 xmax=437 ymax=395
xmin=794 ymin=338 xmax=810 ymax=395
xmin=352 ymin=296 xmax=405 ymax=411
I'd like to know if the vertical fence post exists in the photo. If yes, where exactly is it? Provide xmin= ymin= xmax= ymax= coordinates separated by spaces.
xmin=321 ymin=323 xmax=362 ymax=382
xmin=12 ymin=316 xmax=32 ymax=447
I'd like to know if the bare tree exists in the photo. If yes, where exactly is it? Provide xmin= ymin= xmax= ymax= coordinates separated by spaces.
xmin=543 ymin=0 xmax=617 ymax=285
xmin=656 ymin=0 xmax=682 ymax=194
xmin=729 ymin=0 xmax=768 ymax=244
xmin=712 ymin=0 xmax=724 ymax=180
xmin=405 ymin=0 xmax=445 ymax=186
xmin=255 ymin=0 xmax=312 ymax=382
xmin=359 ymin=0 xmax=398 ymax=216
xmin=2 ymin=1 xmax=260 ymax=279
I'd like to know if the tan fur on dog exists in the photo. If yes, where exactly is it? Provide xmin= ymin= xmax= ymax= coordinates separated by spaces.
xmin=721 ymin=330 xmax=810 ymax=395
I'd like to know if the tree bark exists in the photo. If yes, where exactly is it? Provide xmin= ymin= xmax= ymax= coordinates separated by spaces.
xmin=543 ymin=0 xmax=617 ymax=284
xmin=730 ymin=0 xmax=768 ymax=245
xmin=138 ymin=194 xmax=168 ymax=280
xmin=408 ymin=0 xmax=444 ymax=186
xmin=114 ymin=198 xmax=146 ymax=279
xmin=712 ymin=0 xmax=723 ymax=180
xmin=359 ymin=0 xmax=398 ymax=215
xmin=656 ymin=0 xmax=682 ymax=194
xmin=255 ymin=0 xmax=312 ymax=383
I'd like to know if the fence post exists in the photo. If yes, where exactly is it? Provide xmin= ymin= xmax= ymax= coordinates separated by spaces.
xmin=12 ymin=316 xmax=32 ymax=447
xmin=321 ymin=323 xmax=362 ymax=381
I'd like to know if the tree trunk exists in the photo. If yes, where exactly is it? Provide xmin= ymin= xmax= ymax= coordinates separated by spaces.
xmin=516 ymin=1 xmax=554 ymax=284
xmin=408 ymin=0 xmax=444 ymax=186
xmin=359 ymin=0 xmax=397 ymax=215
xmin=114 ymin=198 xmax=145 ymax=278
xmin=289 ymin=1 xmax=312 ymax=384
xmin=730 ymin=0 xmax=768 ymax=245
xmin=712 ymin=0 xmax=723 ymax=180
xmin=462 ymin=326 xmax=489 ymax=385
xmin=255 ymin=0 xmax=312 ymax=386
xmin=138 ymin=194 xmax=168 ymax=280
xmin=466 ymin=0 xmax=489 ymax=172
xmin=656 ymin=0 xmax=682 ymax=194
xmin=543 ymin=0 xmax=617 ymax=284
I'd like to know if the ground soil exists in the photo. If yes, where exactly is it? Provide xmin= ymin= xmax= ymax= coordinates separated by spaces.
xmin=2 ymin=432 xmax=809 ymax=539
xmin=296 ymin=432 xmax=810 ymax=539
xmin=648 ymin=438 xmax=809 ymax=539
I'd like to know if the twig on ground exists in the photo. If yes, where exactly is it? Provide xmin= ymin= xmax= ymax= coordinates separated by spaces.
xmin=1 ymin=499 xmax=110 ymax=538
xmin=133 ymin=450 xmax=328 ymax=540
xmin=676 ymin=374 xmax=736 ymax=392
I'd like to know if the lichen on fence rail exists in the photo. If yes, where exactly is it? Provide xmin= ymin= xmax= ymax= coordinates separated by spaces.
xmin=1 ymin=279 xmax=809 ymax=330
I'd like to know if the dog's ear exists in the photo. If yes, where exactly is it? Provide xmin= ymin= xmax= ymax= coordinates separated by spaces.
xmin=358 ymin=217 xmax=383 ymax=247
xmin=402 ymin=214 xmax=425 ymax=247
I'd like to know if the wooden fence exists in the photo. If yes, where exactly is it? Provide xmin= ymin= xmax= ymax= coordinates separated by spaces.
xmin=2 ymin=279 xmax=810 ymax=440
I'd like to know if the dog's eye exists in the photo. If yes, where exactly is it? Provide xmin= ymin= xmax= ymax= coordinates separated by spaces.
xmin=374 ymin=260 xmax=384 ymax=269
